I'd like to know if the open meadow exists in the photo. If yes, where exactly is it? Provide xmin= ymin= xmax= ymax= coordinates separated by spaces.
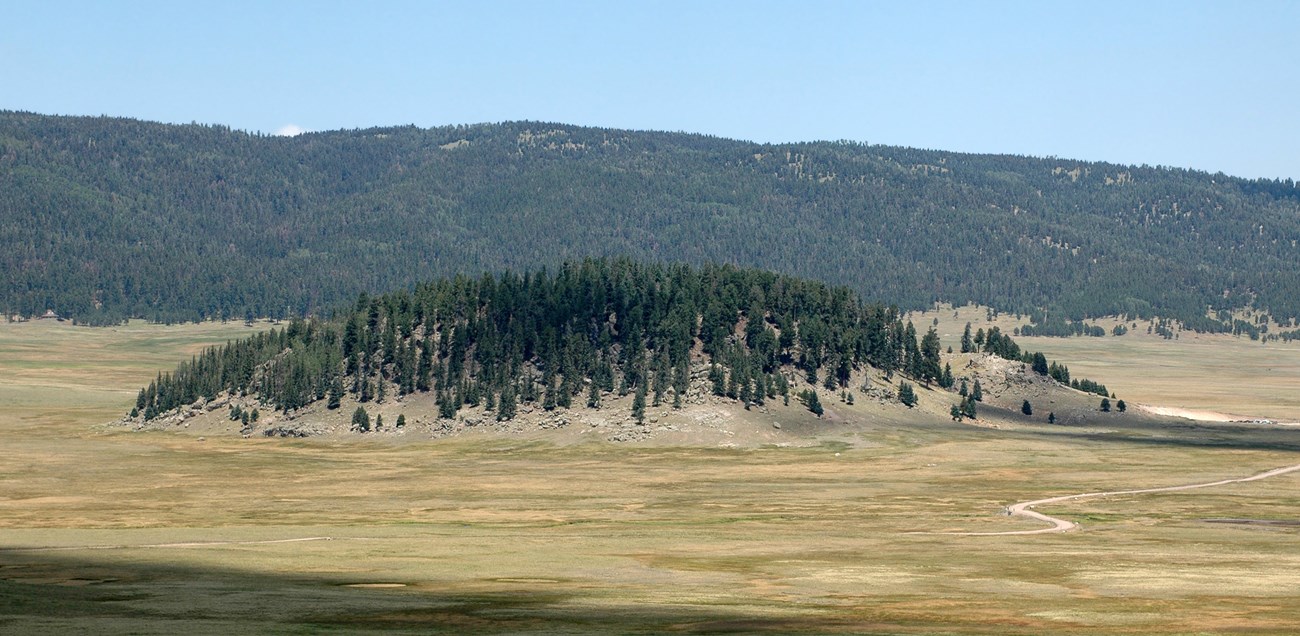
xmin=919 ymin=305 xmax=1300 ymax=423
xmin=2 ymin=320 xmax=1300 ymax=634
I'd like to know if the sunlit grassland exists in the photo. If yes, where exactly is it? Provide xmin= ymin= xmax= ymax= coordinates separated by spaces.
xmin=1 ymin=320 xmax=1298 ymax=634
xmin=919 ymin=304 xmax=1300 ymax=422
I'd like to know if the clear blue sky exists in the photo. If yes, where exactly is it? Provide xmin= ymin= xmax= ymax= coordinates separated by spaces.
xmin=4 ymin=1 xmax=1297 ymax=179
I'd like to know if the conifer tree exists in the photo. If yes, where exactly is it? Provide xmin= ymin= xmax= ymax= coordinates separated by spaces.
xmin=1031 ymin=352 xmax=1049 ymax=376
xmin=709 ymin=363 xmax=726 ymax=396
xmin=632 ymin=382 xmax=647 ymax=424
xmin=352 ymin=406 xmax=370 ymax=432
xmin=543 ymin=379 xmax=557 ymax=411
xmin=497 ymin=383 xmax=517 ymax=421
xmin=919 ymin=327 xmax=942 ymax=384
xmin=327 ymin=376 xmax=343 ymax=410
xmin=799 ymin=389 xmax=823 ymax=416
xmin=1021 ymin=399 xmax=1033 ymax=415
xmin=898 ymin=381 xmax=917 ymax=408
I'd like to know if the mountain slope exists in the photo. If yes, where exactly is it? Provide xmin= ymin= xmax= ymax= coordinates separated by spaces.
xmin=3 ymin=111 xmax=1298 ymax=325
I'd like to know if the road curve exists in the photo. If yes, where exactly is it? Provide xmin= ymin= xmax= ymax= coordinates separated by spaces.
xmin=932 ymin=462 xmax=1300 ymax=536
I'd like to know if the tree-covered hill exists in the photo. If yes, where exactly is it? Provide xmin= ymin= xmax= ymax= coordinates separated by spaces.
xmin=133 ymin=260 xmax=921 ymax=422
xmin=131 ymin=259 xmax=1106 ymax=428
xmin=3 ymin=111 xmax=1298 ymax=326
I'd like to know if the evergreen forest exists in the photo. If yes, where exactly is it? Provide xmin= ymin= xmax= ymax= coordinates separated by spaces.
xmin=4 ymin=111 xmax=1299 ymax=327
xmin=135 ymin=259 xmax=1073 ymax=422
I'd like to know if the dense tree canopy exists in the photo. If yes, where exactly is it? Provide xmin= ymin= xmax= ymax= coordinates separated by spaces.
xmin=134 ymin=259 xmax=929 ymax=421
xmin=4 ymin=112 xmax=1299 ymax=327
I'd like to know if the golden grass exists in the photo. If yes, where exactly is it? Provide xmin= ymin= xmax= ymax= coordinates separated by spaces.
xmin=1 ymin=320 xmax=1299 ymax=634
xmin=916 ymin=304 xmax=1300 ymax=422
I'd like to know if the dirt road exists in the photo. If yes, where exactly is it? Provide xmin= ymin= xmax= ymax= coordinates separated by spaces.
xmin=948 ymin=462 xmax=1300 ymax=536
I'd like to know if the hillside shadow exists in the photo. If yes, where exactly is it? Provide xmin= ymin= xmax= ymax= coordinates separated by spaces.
xmin=1004 ymin=416 xmax=1300 ymax=453
xmin=0 ymin=548 xmax=859 ymax=635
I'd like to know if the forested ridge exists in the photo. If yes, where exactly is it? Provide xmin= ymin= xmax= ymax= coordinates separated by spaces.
xmin=132 ymin=260 xmax=1103 ymax=425
xmin=135 ymin=260 xmax=914 ymax=421
xmin=4 ymin=111 xmax=1299 ymax=326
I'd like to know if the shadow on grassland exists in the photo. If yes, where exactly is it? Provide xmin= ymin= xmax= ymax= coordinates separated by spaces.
xmin=1007 ymin=413 xmax=1300 ymax=453
xmin=0 ymin=549 xmax=861 ymax=635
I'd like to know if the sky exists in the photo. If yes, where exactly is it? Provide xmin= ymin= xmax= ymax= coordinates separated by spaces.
xmin=4 ymin=1 xmax=1298 ymax=180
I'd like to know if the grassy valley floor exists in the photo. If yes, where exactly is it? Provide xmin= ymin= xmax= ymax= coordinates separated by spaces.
xmin=2 ymin=320 xmax=1299 ymax=634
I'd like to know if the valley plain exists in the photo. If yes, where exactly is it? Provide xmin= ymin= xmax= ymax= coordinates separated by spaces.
xmin=2 ymin=320 xmax=1299 ymax=634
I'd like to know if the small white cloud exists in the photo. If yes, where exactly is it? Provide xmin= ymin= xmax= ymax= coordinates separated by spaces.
xmin=274 ymin=124 xmax=307 ymax=137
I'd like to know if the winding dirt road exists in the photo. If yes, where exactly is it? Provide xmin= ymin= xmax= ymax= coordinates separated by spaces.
xmin=942 ymin=462 xmax=1300 ymax=536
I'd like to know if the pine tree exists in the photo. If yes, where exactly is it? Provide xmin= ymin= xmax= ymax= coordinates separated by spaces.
xmin=1117 ymin=399 xmax=1126 ymax=413
xmin=950 ymin=404 xmax=962 ymax=421
xmin=652 ymin=351 xmax=668 ymax=407
xmin=396 ymin=413 xmax=406 ymax=428
xmin=632 ymin=382 xmax=647 ymax=424
xmin=1048 ymin=411 xmax=1056 ymax=424
xmin=586 ymin=380 xmax=601 ymax=409
xmin=497 ymin=383 xmax=517 ymax=421
xmin=961 ymin=323 xmax=973 ymax=353
xmin=898 ymin=381 xmax=917 ymax=408
xmin=971 ymin=379 xmax=983 ymax=402
xmin=1100 ymin=397 xmax=1111 ymax=412
xmin=327 ymin=376 xmax=343 ymax=409
xmin=1021 ymin=399 xmax=1033 ymax=416
xmin=352 ymin=406 xmax=370 ymax=432
xmin=919 ymin=327 xmax=942 ymax=384
xmin=437 ymin=389 xmax=456 ymax=419
xmin=542 ymin=379 xmax=557 ymax=411
xmin=1031 ymin=352 xmax=1049 ymax=375
xmin=557 ymin=376 xmax=573 ymax=409
xmin=709 ymin=363 xmax=726 ymax=396
xmin=960 ymin=395 xmax=977 ymax=419
xmin=799 ymin=389 xmax=823 ymax=416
